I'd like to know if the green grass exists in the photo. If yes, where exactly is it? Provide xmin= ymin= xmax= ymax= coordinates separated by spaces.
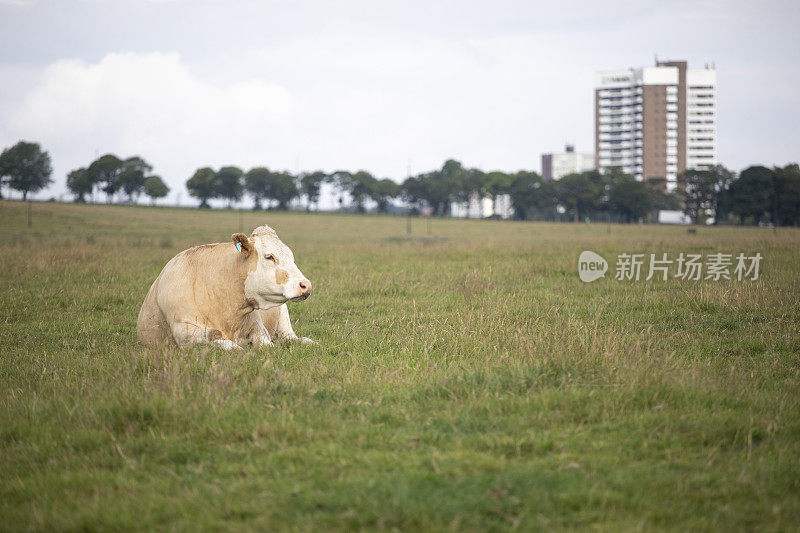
xmin=1 ymin=200 xmax=799 ymax=531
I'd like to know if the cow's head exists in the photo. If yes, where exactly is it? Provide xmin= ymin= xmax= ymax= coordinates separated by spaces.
xmin=232 ymin=225 xmax=312 ymax=308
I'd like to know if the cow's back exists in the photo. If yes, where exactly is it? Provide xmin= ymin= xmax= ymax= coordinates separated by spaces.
xmin=136 ymin=250 xmax=193 ymax=348
xmin=136 ymin=269 xmax=174 ymax=347
xmin=136 ymin=244 xmax=235 ymax=348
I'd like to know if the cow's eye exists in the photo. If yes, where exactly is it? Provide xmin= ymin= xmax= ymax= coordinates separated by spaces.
xmin=264 ymin=254 xmax=276 ymax=263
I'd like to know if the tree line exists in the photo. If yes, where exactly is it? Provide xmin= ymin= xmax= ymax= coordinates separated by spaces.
xmin=0 ymin=142 xmax=170 ymax=204
xmin=64 ymin=153 xmax=171 ymax=205
xmin=2 ymin=139 xmax=799 ymax=226
xmin=498 ymin=164 xmax=800 ymax=226
xmin=180 ymin=159 xmax=800 ymax=226
xmin=182 ymin=159 xmax=664 ymax=220
xmin=679 ymin=164 xmax=800 ymax=226
xmin=184 ymin=165 xmax=402 ymax=211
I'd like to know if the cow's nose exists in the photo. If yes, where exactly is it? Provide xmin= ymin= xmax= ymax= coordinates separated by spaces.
xmin=299 ymin=280 xmax=312 ymax=296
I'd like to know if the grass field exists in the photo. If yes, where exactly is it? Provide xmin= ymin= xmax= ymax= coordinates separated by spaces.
xmin=1 ymin=200 xmax=799 ymax=531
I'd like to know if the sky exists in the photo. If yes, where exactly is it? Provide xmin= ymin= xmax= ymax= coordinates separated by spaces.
xmin=1 ymin=0 xmax=798 ymax=206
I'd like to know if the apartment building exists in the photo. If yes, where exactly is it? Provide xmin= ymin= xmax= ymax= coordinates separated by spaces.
xmin=594 ymin=59 xmax=716 ymax=189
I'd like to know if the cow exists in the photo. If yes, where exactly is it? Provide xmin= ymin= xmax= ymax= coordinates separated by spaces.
xmin=137 ymin=225 xmax=314 ymax=349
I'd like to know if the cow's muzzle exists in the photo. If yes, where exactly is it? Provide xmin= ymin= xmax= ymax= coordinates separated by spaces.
xmin=293 ymin=279 xmax=312 ymax=301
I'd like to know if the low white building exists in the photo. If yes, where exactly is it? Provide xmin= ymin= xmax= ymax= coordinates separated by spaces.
xmin=541 ymin=144 xmax=595 ymax=181
xmin=451 ymin=194 xmax=492 ymax=218
xmin=451 ymin=193 xmax=514 ymax=219
xmin=657 ymin=210 xmax=691 ymax=225
xmin=493 ymin=194 xmax=514 ymax=219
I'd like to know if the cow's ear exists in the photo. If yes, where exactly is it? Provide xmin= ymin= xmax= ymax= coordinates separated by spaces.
xmin=232 ymin=233 xmax=252 ymax=257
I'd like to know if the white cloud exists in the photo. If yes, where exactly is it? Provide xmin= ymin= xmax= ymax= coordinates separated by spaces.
xmin=3 ymin=0 xmax=799 ymax=203
xmin=1 ymin=35 xmax=597 ymax=203
xmin=236 ymin=31 xmax=596 ymax=177
xmin=5 ymin=52 xmax=293 ymax=201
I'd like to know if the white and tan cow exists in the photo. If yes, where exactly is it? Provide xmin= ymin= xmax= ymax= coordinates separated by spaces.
xmin=137 ymin=225 xmax=314 ymax=349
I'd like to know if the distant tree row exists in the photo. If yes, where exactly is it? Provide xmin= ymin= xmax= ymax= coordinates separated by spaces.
xmin=506 ymin=163 xmax=800 ymax=226
xmin=186 ymin=166 xmax=303 ymax=210
xmin=183 ymin=159 xmax=800 ymax=226
xmin=2 ymin=139 xmax=798 ymax=226
xmin=185 ymin=166 xmax=401 ymax=212
xmin=184 ymin=159 xmax=675 ymax=223
xmin=500 ymin=167 xmax=682 ymax=223
xmin=64 ymin=154 xmax=170 ymax=205
xmin=679 ymin=164 xmax=800 ymax=226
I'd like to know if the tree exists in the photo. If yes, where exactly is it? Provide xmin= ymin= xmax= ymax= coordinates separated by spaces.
xmin=608 ymin=174 xmax=651 ymax=222
xmin=300 ymin=171 xmax=327 ymax=211
xmin=348 ymin=171 xmax=378 ymax=212
xmin=143 ymin=175 xmax=170 ymax=205
xmin=436 ymin=159 xmax=467 ymax=213
xmin=415 ymin=171 xmax=444 ymax=214
xmin=266 ymin=171 xmax=298 ymax=210
xmin=773 ymin=163 xmax=800 ymax=226
xmin=646 ymin=177 xmax=682 ymax=214
xmin=372 ymin=178 xmax=401 ymax=213
xmin=678 ymin=169 xmax=717 ymax=224
xmin=459 ymin=168 xmax=487 ymax=204
xmin=328 ymin=170 xmax=353 ymax=210
xmin=66 ymin=167 xmax=93 ymax=203
xmin=401 ymin=175 xmax=427 ymax=214
xmin=709 ymin=165 xmax=736 ymax=224
xmin=594 ymin=168 xmax=620 ymax=213
xmin=87 ymin=154 xmax=123 ymax=203
xmin=186 ymin=167 xmax=218 ymax=208
xmin=216 ymin=166 xmax=244 ymax=208
xmin=403 ymin=160 xmax=466 ymax=216
xmin=485 ymin=171 xmax=513 ymax=202
xmin=245 ymin=167 xmax=271 ymax=209
xmin=729 ymin=166 xmax=774 ymax=225
xmin=508 ymin=171 xmax=553 ymax=220
xmin=0 ymin=141 xmax=53 ymax=201
xmin=676 ymin=165 xmax=736 ymax=225
xmin=556 ymin=171 xmax=601 ymax=222
xmin=118 ymin=156 xmax=152 ymax=203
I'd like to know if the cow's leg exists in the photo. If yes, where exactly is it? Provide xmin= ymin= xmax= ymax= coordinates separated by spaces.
xmin=237 ymin=313 xmax=274 ymax=348
xmin=213 ymin=339 xmax=241 ymax=350
xmin=249 ymin=323 xmax=275 ymax=348
xmin=273 ymin=304 xmax=315 ymax=345
xmin=250 ymin=313 xmax=275 ymax=348
xmin=171 ymin=321 xmax=241 ymax=350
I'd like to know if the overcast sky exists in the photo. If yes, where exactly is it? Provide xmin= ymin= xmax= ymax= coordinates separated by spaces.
xmin=1 ymin=0 xmax=798 ymax=205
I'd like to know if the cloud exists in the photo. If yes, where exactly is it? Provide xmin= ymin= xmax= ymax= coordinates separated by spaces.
xmin=236 ymin=31 xmax=596 ymax=177
xmin=4 ymin=1 xmax=799 ymax=204
xmin=5 ymin=52 xmax=293 ymax=200
xmin=2 ymin=35 xmax=596 ymax=202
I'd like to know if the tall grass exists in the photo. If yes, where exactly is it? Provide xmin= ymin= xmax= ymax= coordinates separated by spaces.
xmin=1 ymin=200 xmax=799 ymax=530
